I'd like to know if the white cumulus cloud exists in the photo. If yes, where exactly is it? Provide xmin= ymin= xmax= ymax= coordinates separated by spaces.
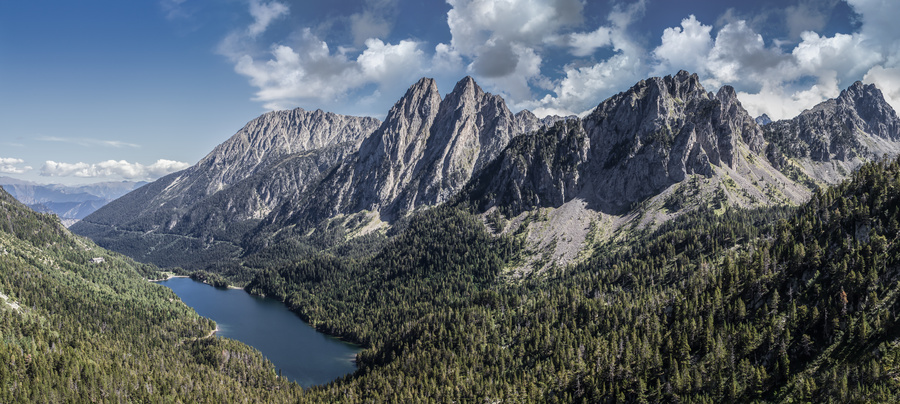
xmin=644 ymin=3 xmax=900 ymax=120
xmin=41 ymin=159 xmax=189 ymax=180
xmin=446 ymin=0 xmax=583 ymax=55
xmin=0 ymin=158 xmax=32 ymax=174
xmin=212 ymin=0 xmax=900 ymax=122
xmin=232 ymin=30 xmax=426 ymax=110
xmin=221 ymin=1 xmax=428 ymax=113
xmin=652 ymin=15 xmax=713 ymax=77
xmin=864 ymin=66 xmax=900 ymax=111
xmin=526 ymin=0 xmax=648 ymax=116
xmin=247 ymin=0 xmax=288 ymax=38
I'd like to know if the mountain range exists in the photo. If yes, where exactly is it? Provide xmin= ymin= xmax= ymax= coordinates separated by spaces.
xmin=0 ymin=177 xmax=146 ymax=227
xmin=7 ymin=70 xmax=900 ymax=402
xmin=71 ymin=71 xmax=900 ymax=275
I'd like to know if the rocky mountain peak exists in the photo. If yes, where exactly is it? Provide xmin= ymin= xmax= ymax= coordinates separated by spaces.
xmin=764 ymin=81 xmax=900 ymax=169
xmin=364 ymin=77 xmax=442 ymax=163
xmin=665 ymin=70 xmax=704 ymax=96
xmin=75 ymin=73 xmax=894 ymax=274
xmin=445 ymin=76 xmax=484 ymax=103
xmin=408 ymin=76 xmax=520 ymax=206
xmin=715 ymin=85 xmax=765 ymax=153
xmin=384 ymin=77 xmax=441 ymax=122
xmin=298 ymin=76 xmax=545 ymax=220
xmin=837 ymin=81 xmax=900 ymax=141
xmin=196 ymin=107 xmax=380 ymax=194
xmin=578 ymin=71 xmax=767 ymax=210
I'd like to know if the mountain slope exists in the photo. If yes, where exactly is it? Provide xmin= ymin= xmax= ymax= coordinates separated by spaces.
xmin=71 ymin=109 xmax=381 ymax=272
xmin=51 ymin=73 xmax=900 ymax=401
xmin=247 ymin=157 xmax=900 ymax=402
xmin=73 ymin=77 xmax=554 ymax=272
xmin=764 ymin=81 xmax=900 ymax=183
xmin=287 ymin=77 xmax=547 ymax=224
xmin=73 ymin=73 xmax=900 ymax=277
xmin=0 ymin=186 xmax=301 ymax=402
xmin=465 ymin=72 xmax=813 ymax=270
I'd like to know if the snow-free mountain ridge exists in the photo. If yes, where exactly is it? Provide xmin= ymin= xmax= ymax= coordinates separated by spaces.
xmin=72 ymin=72 xmax=900 ymax=273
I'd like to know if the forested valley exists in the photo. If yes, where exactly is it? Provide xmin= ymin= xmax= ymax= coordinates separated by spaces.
xmin=0 ymin=188 xmax=301 ymax=402
xmin=5 ymin=157 xmax=900 ymax=402
xmin=248 ymin=157 xmax=900 ymax=402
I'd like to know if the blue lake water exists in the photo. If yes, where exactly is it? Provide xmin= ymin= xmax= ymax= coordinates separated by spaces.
xmin=156 ymin=277 xmax=360 ymax=388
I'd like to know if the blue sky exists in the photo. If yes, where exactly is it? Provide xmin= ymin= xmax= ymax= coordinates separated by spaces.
xmin=1 ymin=0 xmax=896 ymax=184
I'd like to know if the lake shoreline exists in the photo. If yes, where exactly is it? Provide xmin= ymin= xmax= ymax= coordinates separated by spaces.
xmin=157 ymin=276 xmax=361 ymax=387
xmin=149 ymin=274 xmax=243 ymax=290
xmin=146 ymin=273 xmax=188 ymax=282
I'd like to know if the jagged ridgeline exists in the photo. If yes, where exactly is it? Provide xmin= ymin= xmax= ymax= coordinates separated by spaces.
xmin=22 ymin=71 xmax=900 ymax=402
xmin=247 ymin=157 xmax=900 ymax=402
xmin=72 ymin=71 xmax=900 ymax=277
xmin=0 ymin=187 xmax=301 ymax=402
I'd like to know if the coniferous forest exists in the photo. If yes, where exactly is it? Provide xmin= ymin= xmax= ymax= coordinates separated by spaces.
xmin=0 ymin=189 xmax=301 ymax=402
xmin=245 ymin=157 xmax=900 ymax=402
xmin=4 ymin=157 xmax=900 ymax=402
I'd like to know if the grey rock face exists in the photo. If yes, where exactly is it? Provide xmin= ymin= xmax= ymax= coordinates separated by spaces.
xmin=838 ymin=81 xmax=900 ymax=142
xmin=467 ymin=119 xmax=590 ymax=216
xmin=72 ymin=72 xmax=900 ymax=273
xmin=350 ymin=77 xmax=444 ymax=212
xmin=298 ymin=76 xmax=548 ymax=222
xmin=197 ymin=108 xmax=381 ymax=194
xmin=764 ymin=81 xmax=900 ymax=163
xmin=74 ymin=108 xmax=380 ymax=235
xmin=408 ymin=76 xmax=527 ymax=207
xmin=469 ymin=70 xmax=794 ymax=216
xmin=578 ymin=70 xmax=764 ymax=211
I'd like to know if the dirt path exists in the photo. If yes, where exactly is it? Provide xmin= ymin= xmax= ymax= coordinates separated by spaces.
xmin=202 ymin=326 xmax=219 ymax=339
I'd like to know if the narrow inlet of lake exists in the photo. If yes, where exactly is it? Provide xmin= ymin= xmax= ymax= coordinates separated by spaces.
xmin=156 ymin=277 xmax=360 ymax=388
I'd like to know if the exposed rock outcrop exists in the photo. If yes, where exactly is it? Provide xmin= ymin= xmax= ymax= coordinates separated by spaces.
xmin=467 ymin=119 xmax=589 ymax=217
xmin=577 ymin=71 xmax=767 ymax=211
xmin=72 ymin=72 xmax=900 ymax=273
xmin=763 ymin=82 xmax=900 ymax=183
xmin=290 ymin=76 xmax=546 ymax=223
xmin=72 ymin=109 xmax=380 ymax=251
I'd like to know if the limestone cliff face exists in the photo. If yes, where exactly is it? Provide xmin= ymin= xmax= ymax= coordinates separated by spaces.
xmin=765 ymin=82 xmax=900 ymax=164
xmin=404 ymin=76 xmax=536 ymax=208
xmin=293 ymin=76 xmax=547 ymax=222
xmin=72 ymin=73 xmax=900 ymax=272
xmin=469 ymin=71 xmax=812 ymax=217
xmin=577 ymin=71 xmax=765 ymax=211
xmin=73 ymin=108 xmax=380 ymax=236
xmin=760 ymin=82 xmax=900 ymax=184
xmin=344 ymin=77 xmax=444 ymax=213
xmin=467 ymin=119 xmax=590 ymax=217
xmin=197 ymin=108 xmax=380 ymax=193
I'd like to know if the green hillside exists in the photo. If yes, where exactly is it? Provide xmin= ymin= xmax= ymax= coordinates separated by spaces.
xmin=249 ymin=157 xmax=900 ymax=402
xmin=0 ymin=188 xmax=301 ymax=402
xmin=6 ymin=152 xmax=900 ymax=402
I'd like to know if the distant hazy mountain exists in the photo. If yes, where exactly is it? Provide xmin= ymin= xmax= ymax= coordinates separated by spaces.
xmin=0 ymin=177 xmax=145 ymax=226
xmin=72 ymin=71 xmax=900 ymax=273
xmin=754 ymin=113 xmax=772 ymax=125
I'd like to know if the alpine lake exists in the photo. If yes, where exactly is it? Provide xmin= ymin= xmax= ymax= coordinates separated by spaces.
xmin=156 ymin=277 xmax=360 ymax=388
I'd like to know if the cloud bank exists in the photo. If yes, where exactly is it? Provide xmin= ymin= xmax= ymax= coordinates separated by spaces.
xmin=219 ymin=0 xmax=900 ymax=120
xmin=0 ymin=158 xmax=32 ymax=174
xmin=41 ymin=159 xmax=190 ymax=180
